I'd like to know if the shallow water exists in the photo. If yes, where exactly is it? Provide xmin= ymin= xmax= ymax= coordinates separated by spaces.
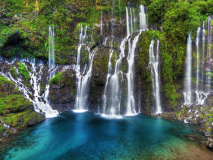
xmin=1 ymin=112 xmax=203 ymax=160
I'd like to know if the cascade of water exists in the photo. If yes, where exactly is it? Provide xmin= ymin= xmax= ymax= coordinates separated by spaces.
xmin=126 ymin=34 xmax=139 ymax=115
xmin=102 ymin=5 xmax=134 ymax=117
xmin=139 ymin=5 xmax=147 ymax=30
xmin=0 ymin=59 xmax=58 ymax=118
xmin=149 ymin=40 xmax=162 ymax=114
xmin=102 ymin=5 xmax=147 ymax=117
xmin=196 ymin=27 xmax=201 ymax=92
xmin=195 ymin=26 xmax=209 ymax=105
xmin=126 ymin=5 xmax=147 ymax=115
xmin=75 ymin=24 xmax=96 ymax=112
xmin=130 ymin=8 xmax=133 ymax=34
xmin=77 ymin=24 xmax=87 ymax=73
xmin=0 ymin=118 xmax=10 ymax=128
xmin=201 ymin=21 xmax=205 ymax=89
xmin=206 ymin=16 xmax=212 ymax=93
xmin=102 ymin=37 xmax=126 ymax=117
xmin=101 ymin=11 xmax=103 ymax=35
xmin=126 ymin=7 xmax=130 ymax=37
xmin=75 ymin=48 xmax=96 ymax=112
xmin=49 ymin=26 xmax=55 ymax=71
xmin=183 ymin=34 xmax=192 ymax=105
xmin=102 ymin=40 xmax=114 ymax=115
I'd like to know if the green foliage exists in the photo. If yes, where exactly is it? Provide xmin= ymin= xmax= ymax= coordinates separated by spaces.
xmin=209 ymin=118 xmax=213 ymax=123
xmin=199 ymin=115 xmax=204 ymax=119
xmin=49 ymin=72 xmax=63 ymax=84
xmin=0 ymin=94 xmax=32 ymax=115
xmin=1 ymin=109 xmax=43 ymax=128
xmin=0 ymin=75 xmax=14 ymax=86
xmin=0 ymin=123 xmax=5 ymax=132
xmin=0 ymin=99 xmax=6 ymax=114
xmin=141 ymin=0 xmax=213 ymax=106
xmin=17 ymin=62 xmax=30 ymax=81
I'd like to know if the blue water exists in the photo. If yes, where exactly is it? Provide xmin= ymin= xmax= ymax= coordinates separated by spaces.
xmin=1 ymin=112 xmax=202 ymax=160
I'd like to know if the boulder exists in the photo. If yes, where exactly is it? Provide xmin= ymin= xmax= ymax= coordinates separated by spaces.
xmin=206 ymin=138 xmax=213 ymax=149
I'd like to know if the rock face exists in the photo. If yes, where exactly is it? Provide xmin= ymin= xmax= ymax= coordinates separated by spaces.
xmin=49 ymin=68 xmax=76 ymax=112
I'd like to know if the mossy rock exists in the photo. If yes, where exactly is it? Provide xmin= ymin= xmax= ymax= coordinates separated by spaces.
xmin=17 ymin=62 xmax=31 ymax=81
xmin=0 ymin=94 xmax=32 ymax=115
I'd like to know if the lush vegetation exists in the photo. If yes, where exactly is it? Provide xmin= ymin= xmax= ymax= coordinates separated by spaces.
xmin=140 ymin=0 xmax=213 ymax=106
xmin=49 ymin=72 xmax=63 ymax=84
xmin=0 ymin=75 xmax=14 ymax=86
xmin=17 ymin=62 xmax=31 ymax=81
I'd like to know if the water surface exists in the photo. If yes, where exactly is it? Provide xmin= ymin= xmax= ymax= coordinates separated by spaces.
xmin=1 ymin=112 xmax=204 ymax=160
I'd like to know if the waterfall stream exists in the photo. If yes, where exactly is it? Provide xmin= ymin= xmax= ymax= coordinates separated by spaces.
xmin=102 ymin=5 xmax=147 ymax=117
xmin=195 ymin=26 xmax=209 ymax=105
xmin=149 ymin=40 xmax=162 ymax=114
xmin=126 ymin=5 xmax=148 ymax=115
xmin=206 ymin=16 xmax=212 ymax=93
xmin=183 ymin=18 xmax=212 ymax=106
xmin=0 ymin=59 xmax=58 ymax=118
xmin=183 ymin=34 xmax=192 ymax=105
xmin=74 ymin=24 xmax=96 ymax=112
xmin=49 ymin=26 xmax=55 ymax=76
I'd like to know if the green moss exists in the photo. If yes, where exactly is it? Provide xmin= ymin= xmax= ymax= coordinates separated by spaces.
xmin=205 ymin=122 xmax=209 ymax=126
xmin=209 ymin=118 xmax=213 ymax=123
xmin=17 ymin=62 xmax=30 ymax=81
xmin=0 ymin=94 xmax=32 ymax=115
xmin=199 ymin=115 xmax=204 ymax=119
xmin=0 ymin=75 xmax=14 ymax=86
xmin=49 ymin=72 xmax=63 ymax=85
xmin=1 ymin=109 xmax=44 ymax=128
xmin=0 ymin=123 xmax=5 ymax=132
xmin=0 ymin=99 xmax=7 ymax=114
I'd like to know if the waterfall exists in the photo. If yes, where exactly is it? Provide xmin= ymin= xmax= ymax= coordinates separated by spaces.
xmin=101 ymin=11 xmax=103 ymax=35
xmin=75 ymin=48 xmax=96 ymax=112
xmin=126 ymin=7 xmax=130 ymax=37
xmin=130 ymin=8 xmax=133 ymax=34
xmin=49 ymin=26 xmax=55 ymax=72
xmin=139 ymin=5 xmax=147 ymax=30
xmin=149 ymin=40 xmax=162 ymax=114
xmin=102 ymin=6 xmax=131 ymax=117
xmin=206 ymin=16 xmax=212 ymax=93
xmin=195 ymin=26 xmax=209 ymax=105
xmin=102 ymin=37 xmax=125 ymax=117
xmin=201 ymin=21 xmax=205 ymax=90
xmin=74 ymin=24 xmax=95 ymax=112
xmin=183 ymin=34 xmax=192 ymax=105
xmin=126 ymin=33 xmax=139 ymax=115
xmin=0 ymin=118 xmax=10 ymax=128
xmin=183 ymin=22 xmax=211 ymax=106
xmin=195 ymin=27 xmax=201 ymax=92
xmin=0 ymin=59 xmax=58 ymax=118
xmin=103 ymin=40 xmax=114 ymax=115
xmin=102 ymin=5 xmax=147 ymax=117
xmin=126 ymin=5 xmax=147 ymax=115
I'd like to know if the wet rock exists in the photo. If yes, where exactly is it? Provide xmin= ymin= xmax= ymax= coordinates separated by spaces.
xmin=49 ymin=68 xmax=76 ymax=112
xmin=206 ymin=138 xmax=213 ymax=149
xmin=2 ymin=132 xmax=8 ymax=137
